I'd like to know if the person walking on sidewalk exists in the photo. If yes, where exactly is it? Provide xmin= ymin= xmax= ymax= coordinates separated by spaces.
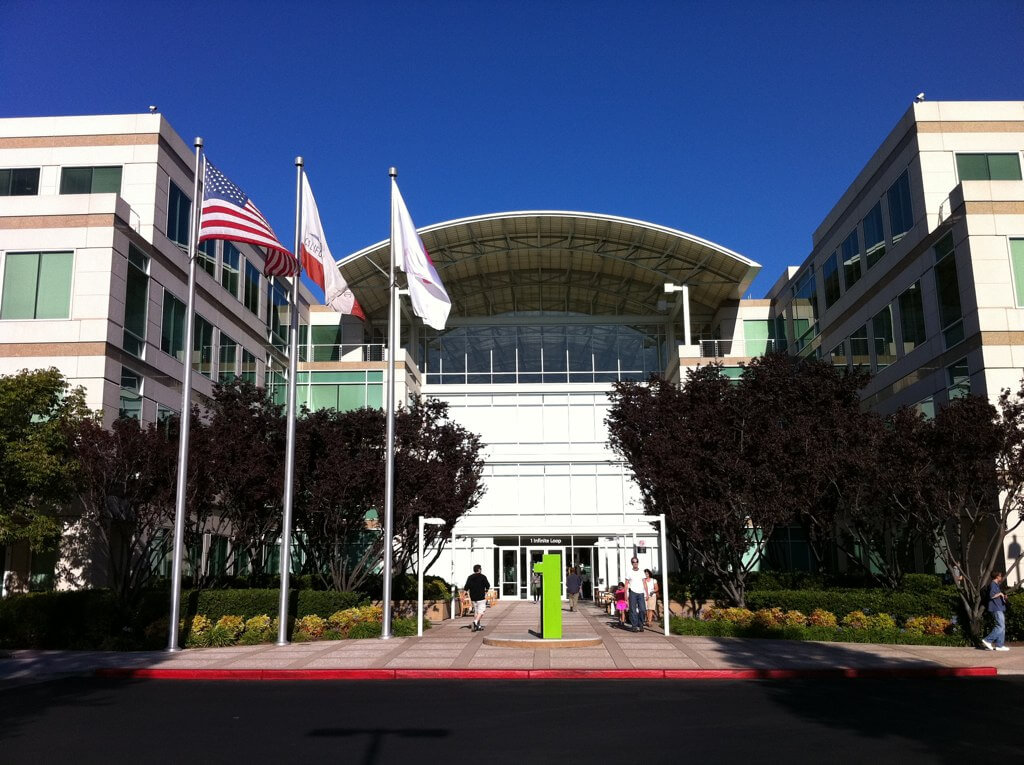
xmin=566 ymin=566 xmax=582 ymax=611
xmin=643 ymin=568 xmax=658 ymax=627
xmin=624 ymin=557 xmax=647 ymax=632
xmin=464 ymin=564 xmax=490 ymax=633
xmin=981 ymin=571 xmax=1010 ymax=651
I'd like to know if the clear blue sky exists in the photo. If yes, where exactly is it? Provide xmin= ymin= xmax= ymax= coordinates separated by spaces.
xmin=2 ymin=0 xmax=1022 ymax=298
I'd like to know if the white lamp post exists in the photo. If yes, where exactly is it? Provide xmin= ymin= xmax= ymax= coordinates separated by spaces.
xmin=651 ymin=514 xmax=671 ymax=636
xmin=418 ymin=516 xmax=445 ymax=637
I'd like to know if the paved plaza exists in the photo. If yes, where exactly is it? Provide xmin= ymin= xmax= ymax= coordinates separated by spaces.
xmin=0 ymin=600 xmax=1018 ymax=686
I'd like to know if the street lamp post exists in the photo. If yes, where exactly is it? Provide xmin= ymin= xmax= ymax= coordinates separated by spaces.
xmin=652 ymin=514 xmax=671 ymax=636
xmin=418 ymin=516 xmax=445 ymax=637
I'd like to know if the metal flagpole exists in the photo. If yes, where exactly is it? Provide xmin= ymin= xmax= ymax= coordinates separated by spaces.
xmin=276 ymin=157 xmax=304 ymax=645
xmin=659 ymin=513 xmax=670 ymax=636
xmin=381 ymin=167 xmax=400 ymax=639
xmin=167 ymin=137 xmax=204 ymax=652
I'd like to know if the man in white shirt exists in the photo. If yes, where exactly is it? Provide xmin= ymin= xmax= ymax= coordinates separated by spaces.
xmin=624 ymin=557 xmax=647 ymax=632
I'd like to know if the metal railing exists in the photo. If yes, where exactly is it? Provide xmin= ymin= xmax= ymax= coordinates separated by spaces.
xmin=301 ymin=343 xmax=386 ymax=363
xmin=699 ymin=338 xmax=783 ymax=358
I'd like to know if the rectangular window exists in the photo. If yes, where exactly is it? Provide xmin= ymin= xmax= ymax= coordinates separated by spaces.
xmin=160 ymin=290 xmax=187 ymax=361
xmin=268 ymin=278 xmax=289 ymax=348
xmin=221 ymin=242 xmax=241 ymax=298
xmin=947 ymin=358 xmax=970 ymax=400
xmin=934 ymin=233 xmax=964 ymax=347
xmin=1010 ymin=239 xmax=1024 ymax=307
xmin=219 ymin=335 xmax=238 ymax=382
xmin=198 ymin=240 xmax=217 ymax=277
xmin=829 ymin=341 xmax=847 ymax=370
xmin=871 ymin=305 xmax=896 ymax=370
xmin=822 ymin=253 xmax=841 ymax=308
xmin=0 ymin=168 xmax=40 ymax=196
xmin=123 ymin=245 xmax=149 ymax=357
xmin=1 ymin=251 xmax=73 ymax=319
xmin=166 ymin=181 xmax=191 ymax=248
xmin=59 ymin=166 xmax=122 ymax=194
xmin=887 ymin=170 xmax=914 ymax=242
xmin=898 ymin=281 xmax=927 ymax=354
xmin=956 ymin=153 xmax=1022 ymax=181
xmin=841 ymin=229 xmax=861 ymax=289
xmin=241 ymin=349 xmax=257 ymax=384
xmin=790 ymin=267 xmax=818 ymax=350
xmin=243 ymin=261 xmax=260 ymax=315
xmin=194 ymin=315 xmax=214 ymax=378
xmin=119 ymin=368 xmax=143 ymax=421
xmin=848 ymin=325 xmax=870 ymax=367
xmin=863 ymin=202 xmax=886 ymax=268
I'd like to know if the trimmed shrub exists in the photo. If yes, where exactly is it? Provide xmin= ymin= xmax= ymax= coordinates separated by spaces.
xmin=841 ymin=610 xmax=871 ymax=630
xmin=752 ymin=608 xmax=785 ymax=629
xmin=705 ymin=607 xmax=754 ymax=627
xmin=780 ymin=610 xmax=808 ymax=627
xmin=294 ymin=615 xmax=327 ymax=640
xmin=905 ymin=615 xmax=953 ymax=636
xmin=808 ymin=609 xmax=838 ymax=628
xmin=185 ymin=615 xmax=213 ymax=648
xmin=670 ymin=617 xmax=965 ymax=646
xmin=745 ymin=588 xmax=957 ymax=624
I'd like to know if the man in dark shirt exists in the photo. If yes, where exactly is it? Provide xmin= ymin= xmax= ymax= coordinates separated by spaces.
xmin=566 ymin=566 xmax=582 ymax=611
xmin=981 ymin=571 xmax=1009 ymax=651
xmin=464 ymin=564 xmax=490 ymax=633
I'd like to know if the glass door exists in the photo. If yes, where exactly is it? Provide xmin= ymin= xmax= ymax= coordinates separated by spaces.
xmin=527 ymin=546 xmax=565 ymax=600
xmin=500 ymin=548 xmax=518 ymax=598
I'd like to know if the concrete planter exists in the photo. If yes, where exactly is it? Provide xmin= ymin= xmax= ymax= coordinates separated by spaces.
xmin=372 ymin=599 xmax=451 ymax=622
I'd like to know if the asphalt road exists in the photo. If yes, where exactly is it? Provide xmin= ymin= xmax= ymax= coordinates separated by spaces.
xmin=3 ymin=677 xmax=1024 ymax=764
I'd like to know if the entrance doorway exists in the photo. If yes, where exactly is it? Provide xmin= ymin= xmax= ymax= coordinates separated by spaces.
xmin=526 ymin=547 xmax=564 ymax=600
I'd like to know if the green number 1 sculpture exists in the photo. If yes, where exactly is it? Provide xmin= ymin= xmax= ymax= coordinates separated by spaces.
xmin=533 ymin=554 xmax=562 ymax=639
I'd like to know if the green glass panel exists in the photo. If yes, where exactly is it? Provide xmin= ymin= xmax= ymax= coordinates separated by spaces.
xmin=365 ymin=384 xmax=383 ymax=409
xmin=311 ymin=371 xmax=365 ymax=383
xmin=822 ymin=253 xmax=841 ymax=308
xmin=1 ymin=252 xmax=39 ymax=318
xmin=337 ymin=384 xmax=366 ymax=411
xmin=311 ymin=384 xmax=338 ymax=411
xmin=367 ymin=371 xmax=383 ymax=382
xmin=35 ymin=252 xmax=73 ymax=319
xmin=124 ymin=259 xmax=148 ymax=341
xmin=1011 ymin=240 xmax=1024 ymax=307
xmin=956 ymin=154 xmax=989 ymax=181
xmin=296 ymin=386 xmax=310 ymax=411
xmin=744 ymin=320 xmax=771 ymax=355
xmin=989 ymin=154 xmax=1022 ymax=181
xmin=59 ymin=167 xmax=91 ymax=194
xmin=91 ymin=166 xmax=122 ymax=193
xmin=935 ymin=253 xmax=962 ymax=330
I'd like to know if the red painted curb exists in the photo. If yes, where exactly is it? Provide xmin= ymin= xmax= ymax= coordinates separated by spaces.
xmin=94 ymin=666 xmax=998 ymax=681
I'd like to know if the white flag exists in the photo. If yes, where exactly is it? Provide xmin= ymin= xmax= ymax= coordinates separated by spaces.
xmin=391 ymin=180 xmax=450 ymax=330
xmin=300 ymin=173 xmax=364 ymax=318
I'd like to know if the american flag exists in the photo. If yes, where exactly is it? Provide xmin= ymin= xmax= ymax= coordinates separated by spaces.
xmin=198 ymin=160 xmax=298 ymax=277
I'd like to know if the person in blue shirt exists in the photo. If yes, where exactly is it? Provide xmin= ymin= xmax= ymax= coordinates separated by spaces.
xmin=981 ymin=571 xmax=1009 ymax=651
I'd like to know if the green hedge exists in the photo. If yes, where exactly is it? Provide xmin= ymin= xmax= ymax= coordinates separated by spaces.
xmin=744 ymin=587 xmax=958 ymax=624
xmin=670 ymin=617 xmax=966 ymax=646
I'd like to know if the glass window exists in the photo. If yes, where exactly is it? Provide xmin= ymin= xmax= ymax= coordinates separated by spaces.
xmin=915 ymin=397 xmax=936 ymax=421
xmin=947 ymin=359 xmax=970 ymax=400
xmin=934 ymin=234 xmax=964 ymax=347
xmin=871 ymin=305 xmax=896 ymax=370
xmin=119 ymin=368 xmax=143 ymax=420
xmin=219 ymin=334 xmax=238 ymax=382
xmin=898 ymin=281 xmax=927 ymax=354
xmin=848 ymin=324 xmax=870 ymax=367
xmin=166 ymin=181 xmax=191 ymax=248
xmin=160 ymin=290 xmax=186 ymax=361
xmin=267 ymin=278 xmax=289 ymax=349
xmin=1010 ymin=240 xmax=1024 ymax=307
xmin=59 ymin=166 xmax=122 ymax=194
xmin=790 ymin=267 xmax=818 ymax=350
xmin=194 ymin=315 xmax=214 ymax=378
xmin=123 ymin=245 xmax=149 ymax=357
xmin=198 ymin=239 xmax=217 ymax=277
xmin=1 ymin=251 xmax=73 ymax=319
xmin=863 ymin=202 xmax=886 ymax=268
xmin=956 ymin=153 xmax=1022 ymax=181
xmin=822 ymin=253 xmax=841 ymax=308
xmin=244 ymin=260 xmax=260 ymax=315
xmin=887 ymin=170 xmax=914 ymax=242
xmin=241 ymin=349 xmax=257 ymax=384
xmin=221 ymin=242 xmax=240 ymax=298
xmin=841 ymin=229 xmax=861 ymax=289
xmin=0 ymin=168 xmax=40 ymax=196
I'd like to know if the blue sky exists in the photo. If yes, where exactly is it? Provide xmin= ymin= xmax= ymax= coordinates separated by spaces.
xmin=2 ymin=0 xmax=1022 ymax=298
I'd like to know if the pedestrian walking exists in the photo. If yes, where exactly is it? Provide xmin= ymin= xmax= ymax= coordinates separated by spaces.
xmin=614 ymin=582 xmax=628 ymax=625
xmin=566 ymin=566 xmax=582 ymax=611
xmin=624 ymin=556 xmax=647 ymax=632
xmin=464 ymin=564 xmax=490 ymax=633
xmin=981 ymin=571 xmax=1009 ymax=651
xmin=531 ymin=571 xmax=542 ymax=603
xmin=643 ymin=568 xmax=658 ymax=626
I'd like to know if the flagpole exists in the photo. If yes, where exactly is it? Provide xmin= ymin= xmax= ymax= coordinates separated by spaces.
xmin=167 ymin=137 xmax=204 ymax=652
xmin=381 ymin=167 xmax=400 ymax=639
xmin=275 ymin=158 xmax=304 ymax=645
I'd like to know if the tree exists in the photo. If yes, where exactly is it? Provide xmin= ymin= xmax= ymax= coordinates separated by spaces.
xmin=294 ymin=396 xmax=485 ymax=592
xmin=0 ymin=368 xmax=90 ymax=550
xmin=607 ymin=354 xmax=865 ymax=607
xmin=68 ymin=417 xmax=177 ymax=607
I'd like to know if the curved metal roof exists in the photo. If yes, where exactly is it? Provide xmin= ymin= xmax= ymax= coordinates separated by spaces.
xmin=337 ymin=211 xmax=760 ymax=323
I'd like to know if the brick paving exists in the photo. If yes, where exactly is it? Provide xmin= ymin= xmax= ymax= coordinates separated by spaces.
xmin=0 ymin=599 xmax=1016 ymax=685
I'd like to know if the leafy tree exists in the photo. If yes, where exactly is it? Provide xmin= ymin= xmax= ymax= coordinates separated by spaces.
xmin=67 ymin=417 xmax=177 ymax=607
xmin=0 ymin=368 xmax=90 ymax=549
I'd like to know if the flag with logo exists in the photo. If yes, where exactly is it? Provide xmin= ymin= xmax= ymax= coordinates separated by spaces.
xmin=199 ymin=160 xmax=298 ymax=277
xmin=300 ymin=173 xmax=364 ymax=318
xmin=391 ymin=180 xmax=450 ymax=330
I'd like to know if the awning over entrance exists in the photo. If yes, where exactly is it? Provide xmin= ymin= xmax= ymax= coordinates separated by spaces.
xmin=336 ymin=211 xmax=760 ymax=324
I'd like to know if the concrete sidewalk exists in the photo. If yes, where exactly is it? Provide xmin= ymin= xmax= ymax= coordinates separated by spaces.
xmin=0 ymin=600 xmax=1015 ymax=684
